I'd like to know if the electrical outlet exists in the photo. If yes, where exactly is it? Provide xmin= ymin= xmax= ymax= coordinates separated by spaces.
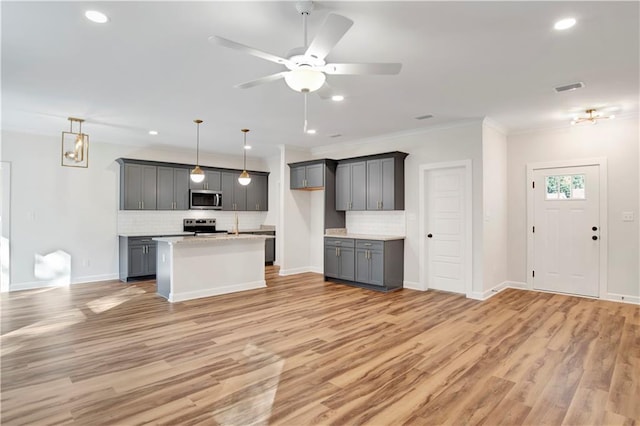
xmin=622 ymin=211 xmax=635 ymax=222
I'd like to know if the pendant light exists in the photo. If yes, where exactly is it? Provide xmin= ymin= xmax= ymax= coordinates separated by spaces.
xmin=238 ymin=129 xmax=251 ymax=186
xmin=61 ymin=117 xmax=89 ymax=168
xmin=190 ymin=119 xmax=205 ymax=183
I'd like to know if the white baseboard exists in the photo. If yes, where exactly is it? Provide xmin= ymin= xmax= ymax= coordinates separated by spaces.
xmin=403 ymin=281 xmax=423 ymax=291
xmin=308 ymin=266 xmax=324 ymax=274
xmin=468 ymin=281 xmax=520 ymax=301
xmin=606 ymin=293 xmax=640 ymax=305
xmin=10 ymin=273 xmax=120 ymax=291
xmin=168 ymin=280 xmax=266 ymax=302
xmin=278 ymin=266 xmax=315 ymax=276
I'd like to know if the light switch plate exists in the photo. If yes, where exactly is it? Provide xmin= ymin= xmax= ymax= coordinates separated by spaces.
xmin=622 ymin=211 xmax=634 ymax=222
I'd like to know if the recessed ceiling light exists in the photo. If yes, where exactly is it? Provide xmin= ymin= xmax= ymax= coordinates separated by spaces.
xmin=244 ymin=145 xmax=252 ymax=150
xmin=554 ymin=18 xmax=576 ymax=31
xmin=331 ymin=95 xmax=344 ymax=102
xmin=306 ymin=129 xmax=317 ymax=134
xmin=85 ymin=10 xmax=109 ymax=24
xmin=148 ymin=130 xmax=158 ymax=135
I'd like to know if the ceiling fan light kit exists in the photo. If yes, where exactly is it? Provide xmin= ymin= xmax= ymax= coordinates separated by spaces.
xmin=284 ymin=67 xmax=326 ymax=93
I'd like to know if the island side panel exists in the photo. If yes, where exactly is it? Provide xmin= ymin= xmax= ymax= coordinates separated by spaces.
xmin=156 ymin=241 xmax=173 ymax=300
xmin=169 ymin=238 xmax=266 ymax=302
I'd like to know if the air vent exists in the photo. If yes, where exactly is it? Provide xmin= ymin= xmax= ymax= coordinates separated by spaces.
xmin=330 ymin=134 xmax=342 ymax=138
xmin=555 ymin=82 xmax=584 ymax=93
xmin=415 ymin=114 xmax=434 ymax=120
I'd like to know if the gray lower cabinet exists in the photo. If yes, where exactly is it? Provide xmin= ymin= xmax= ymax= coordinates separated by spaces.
xmin=324 ymin=238 xmax=355 ymax=281
xmin=121 ymin=163 xmax=157 ymax=210
xmin=222 ymin=172 xmax=247 ymax=211
xmin=119 ymin=236 xmax=157 ymax=282
xmin=157 ymin=166 xmax=190 ymax=210
xmin=335 ymin=162 xmax=366 ymax=211
xmin=326 ymin=237 xmax=404 ymax=291
xmin=246 ymin=174 xmax=268 ymax=211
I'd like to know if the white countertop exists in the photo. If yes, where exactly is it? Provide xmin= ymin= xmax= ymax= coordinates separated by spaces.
xmin=120 ymin=232 xmax=195 ymax=237
xmin=324 ymin=234 xmax=405 ymax=241
xmin=154 ymin=234 xmax=274 ymax=244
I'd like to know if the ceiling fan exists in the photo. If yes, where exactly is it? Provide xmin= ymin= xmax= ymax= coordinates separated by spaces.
xmin=208 ymin=1 xmax=402 ymax=95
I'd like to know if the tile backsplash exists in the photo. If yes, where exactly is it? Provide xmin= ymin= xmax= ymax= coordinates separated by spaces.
xmin=345 ymin=211 xmax=406 ymax=236
xmin=118 ymin=210 xmax=269 ymax=235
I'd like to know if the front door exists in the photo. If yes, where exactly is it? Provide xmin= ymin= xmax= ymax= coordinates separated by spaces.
xmin=425 ymin=167 xmax=466 ymax=294
xmin=533 ymin=165 xmax=600 ymax=297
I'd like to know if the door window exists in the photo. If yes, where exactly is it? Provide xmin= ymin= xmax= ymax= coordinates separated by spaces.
xmin=545 ymin=174 xmax=585 ymax=200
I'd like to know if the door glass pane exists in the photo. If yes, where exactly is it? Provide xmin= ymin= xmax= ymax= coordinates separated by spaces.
xmin=558 ymin=175 xmax=571 ymax=199
xmin=545 ymin=176 xmax=558 ymax=199
xmin=571 ymin=174 xmax=585 ymax=199
xmin=545 ymin=174 xmax=586 ymax=200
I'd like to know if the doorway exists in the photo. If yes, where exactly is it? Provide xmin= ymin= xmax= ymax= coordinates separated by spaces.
xmin=419 ymin=160 xmax=472 ymax=295
xmin=527 ymin=159 xmax=607 ymax=298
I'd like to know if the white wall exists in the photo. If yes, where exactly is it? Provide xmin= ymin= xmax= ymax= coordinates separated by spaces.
xmin=313 ymin=121 xmax=485 ymax=292
xmin=309 ymin=190 xmax=325 ymax=273
xmin=482 ymin=121 xmax=509 ymax=292
xmin=2 ymin=130 xmax=269 ymax=288
xmin=507 ymin=117 xmax=640 ymax=298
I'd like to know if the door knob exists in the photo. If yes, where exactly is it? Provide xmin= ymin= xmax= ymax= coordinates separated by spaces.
xmin=427 ymin=234 xmax=433 ymax=238
xmin=592 ymin=235 xmax=598 ymax=240
xmin=592 ymin=226 xmax=598 ymax=231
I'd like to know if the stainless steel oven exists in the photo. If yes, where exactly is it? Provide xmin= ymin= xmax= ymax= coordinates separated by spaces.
xmin=189 ymin=190 xmax=222 ymax=210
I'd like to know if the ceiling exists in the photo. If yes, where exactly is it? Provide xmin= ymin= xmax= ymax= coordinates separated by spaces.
xmin=2 ymin=1 xmax=638 ymax=158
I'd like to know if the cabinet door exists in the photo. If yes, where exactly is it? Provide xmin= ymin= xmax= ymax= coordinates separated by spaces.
xmin=351 ymin=162 xmax=367 ymax=211
xmin=247 ymin=174 xmax=268 ymax=211
xmin=128 ymin=245 xmax=146 ymax=277
xmin=338 ymin=247 xmax=355 ymax=281
xmin=369 ymin=250 xmax=384 ymax=286
xmin=174 ymin=168 xmax=190 ymax=210
xmin=141 ymin=165 xmax=157 ymax=210
xmin=265 ymin=238 xmax=275 ymax=263
xmin=290 ymin=166 xmax=306 ymax=189
xmin=366 ymin=160 xmax=382 ymax=210
xmin=157 ymin=166 xmax=175 ymax=210
xmin=233 ymin=173 xmax=247 ymax=211
xmin=146 ymin=244 xmax=157 ymax=275
xmin=205 ymin=170 xmax=221 ymax=191
xmin=335 ymin=164 xmax=351 ymax=211
xmin=221 ymin=172 xmax=236 ymax=210
xmin=381 ymin=158 xmax=395 ymax=210
xmin=355 ymin=248 xmax=371 ymax=283
xmin=324 ymin=245 xmax=339 ymax=278
xmin=305 ymin=164 xmax=324 ymax=187
xmin=123 ymin=164 xmax=143 ymax=210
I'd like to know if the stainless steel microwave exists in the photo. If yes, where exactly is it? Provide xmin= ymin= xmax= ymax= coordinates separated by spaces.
xmin=190 ymin=190 xmax=222 ymax=210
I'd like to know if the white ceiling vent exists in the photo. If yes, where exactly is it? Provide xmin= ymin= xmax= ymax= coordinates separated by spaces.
xmin=330 ymin=134 xmax=342 ymax=138
xmin=415 ymin=114 xmax=434 ymax=120
xmin=555 ymin=82 xmax=584 ymax=93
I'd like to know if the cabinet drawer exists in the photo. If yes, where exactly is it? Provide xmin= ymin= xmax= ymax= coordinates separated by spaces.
xmin=356 ymin=240 xmax=384 ymax=251
xmin=128 ymin=237 xmax=154 ymax=246
xmin=324 ymin=238 xmax=355 ymax=248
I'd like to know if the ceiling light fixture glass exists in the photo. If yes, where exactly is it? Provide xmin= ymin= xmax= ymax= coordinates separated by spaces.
xmin=306 ymin=129 xmax=317 ymax=134
xmin=238 ymin=129 xmax=251 ymax=186
xmin=148 ymin=130 xmax=158 ymax=135
xmin=554 ymin=17 xmax=576 ymax=30
xmin=331 ymin=95 xmax=345 ymax=102
xmin=85 ymin=10 xmax=109 ymax=24
xmin=284 ymin=67 xmax=326 ymax=93
xmin=570 ymin=108 xmax=615 ymax=125
xmin=190 ymin=119 xmax=205 ymax=183
xmin=61 ymin=117 xmax=89 ymax=168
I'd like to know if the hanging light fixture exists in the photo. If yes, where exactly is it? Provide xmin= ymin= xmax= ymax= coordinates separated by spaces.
xmin=571 ymin=108 xmax=615 ymax=125
xmin=283 ymin=67 xmax=326 ymax=93
xmin=61 ymin=117 xmax=89 ymax=168
xmin=238 ymin=129 xmax=251 ymax=186
xmin=190 ymin=119 xmax=205 ymax=183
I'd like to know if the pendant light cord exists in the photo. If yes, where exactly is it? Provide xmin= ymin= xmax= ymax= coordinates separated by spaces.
xmin=196 ymin=122 xmax=200 ymax=166
xmin=243 ymin=132 xmax=247 ymax=169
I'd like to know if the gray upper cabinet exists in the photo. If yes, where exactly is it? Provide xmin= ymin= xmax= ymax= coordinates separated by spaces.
xmin=289 ymin=161 xmax=325 ymax=189
xmin=157 ymin=167 xmax=189 ymax=210
xmin=222 ymin=171 xmax=247 ymax=211
xmin=366 ymin=158 xmax=395 ymax=210
xmin=121 ymin=163 xmax=157 ymax=210
xmin=246 ymin=174 xmax=268 ymax=211
xmin=189 ymin=170 xmax=221 ymax=191
xmin=335 ymin=161 xmax=366 ymax=211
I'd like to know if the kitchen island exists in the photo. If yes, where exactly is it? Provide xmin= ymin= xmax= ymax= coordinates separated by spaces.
xmin=153 ymin=234 xmax=272 ymax=302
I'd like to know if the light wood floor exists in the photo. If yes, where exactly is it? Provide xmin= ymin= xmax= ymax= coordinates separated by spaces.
xmin=2 ymin=267 xmax=639 ymax=425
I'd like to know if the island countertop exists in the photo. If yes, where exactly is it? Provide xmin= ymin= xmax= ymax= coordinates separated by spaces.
xmin=153 ymin=234 xmax=274 ymax=245
xmin=324 ymin=234 xmax=405 ymax=241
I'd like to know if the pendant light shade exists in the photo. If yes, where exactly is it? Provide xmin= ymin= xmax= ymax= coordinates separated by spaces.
xmin=61 ymin=117 xmax=89 ymax=168
xmin=238 ymin=129 xmax=251 ymax=186
xmin=190 ymin=119 xmax=205 ymax=183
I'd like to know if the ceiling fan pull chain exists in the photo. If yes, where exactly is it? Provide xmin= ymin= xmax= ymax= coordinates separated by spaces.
xmin=303 ymin=92 xmax=308 ymax=133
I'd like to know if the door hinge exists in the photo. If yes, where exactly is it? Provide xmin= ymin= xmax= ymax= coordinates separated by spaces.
xmin=532 ymin=226 xmax=535 ymax=233
xmin=532 ymin=181 xmax=535 ymax=189
xmin=532 ymin=270 xmax=535 ymax=278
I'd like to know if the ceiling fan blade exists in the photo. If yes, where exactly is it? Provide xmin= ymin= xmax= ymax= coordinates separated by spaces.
xmin=322 ymin=63 xmax=402 ymax=75
xmin=305 ymin=13 xmax=354 ymax=61
xmin=234 ymin=72 xmax=287 ymax=89
xmin=208 ymin=35 xmax=292 ymax=66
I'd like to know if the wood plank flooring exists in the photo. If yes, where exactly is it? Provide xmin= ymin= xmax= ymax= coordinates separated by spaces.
xmin=2 ymin=267 xmax=639 ymax=425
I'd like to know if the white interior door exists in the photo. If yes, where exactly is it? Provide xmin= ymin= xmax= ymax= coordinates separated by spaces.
xmin=425 ymin=167 xmax=466 ymax=294
xmin=533 ymin=165 xmax=600 ymax=297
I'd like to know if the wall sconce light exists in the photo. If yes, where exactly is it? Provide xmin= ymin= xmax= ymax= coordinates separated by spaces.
xmin=61 ymin=117 xmax=89 ymax=168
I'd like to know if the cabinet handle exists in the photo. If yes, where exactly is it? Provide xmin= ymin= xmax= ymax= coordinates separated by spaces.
xmin=364 ymin=243 xmax=372 ymax=246
xmin=338 ymin=247 xmax=341 ymax=256
xmin=335 ymin=247 xmax=338 ymax=257
xmin=380 ymin=201 xmax=383 ymax=209
xmin=141 ymin=201 xmax=144 ymax=209
xmin=367 ymin=250 xmax=370 ymax=259
xmin=349 ymin=201 xmax=352 ymax=210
